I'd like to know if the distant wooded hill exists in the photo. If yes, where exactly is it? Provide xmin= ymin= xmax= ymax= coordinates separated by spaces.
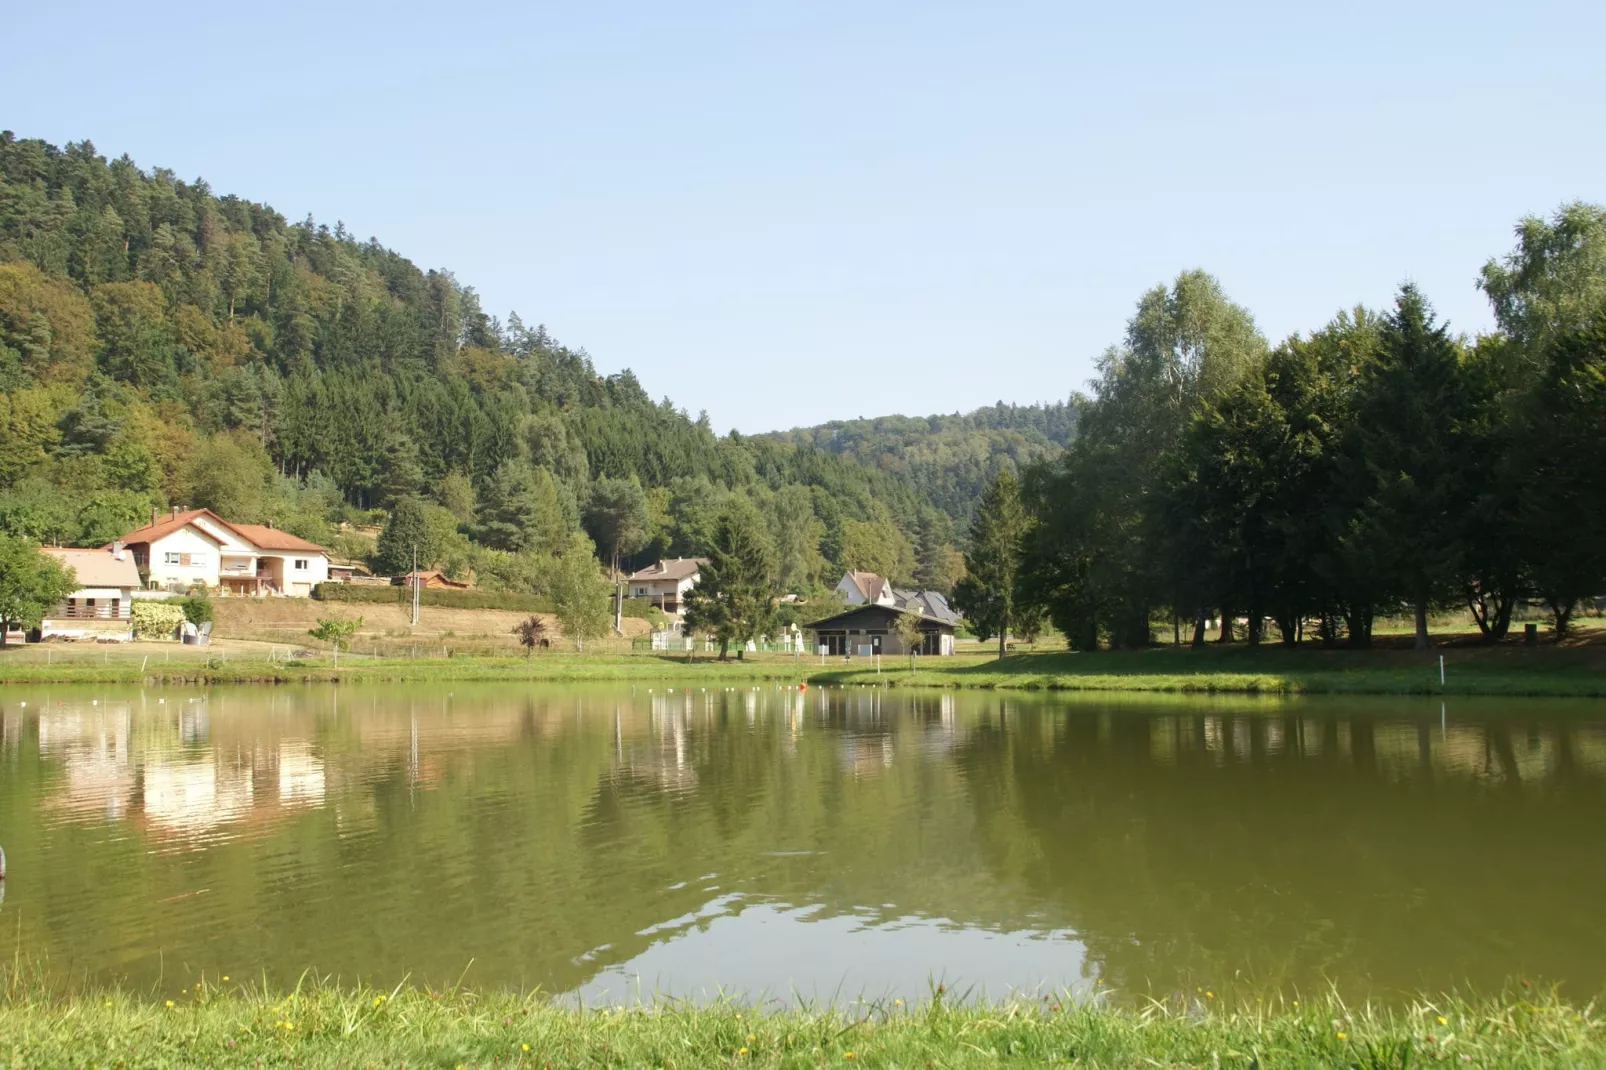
xmin=0 ymin=131 xmax=1029 ymax=593
xmin=761 ymin=401 xmax=1078 ymax=524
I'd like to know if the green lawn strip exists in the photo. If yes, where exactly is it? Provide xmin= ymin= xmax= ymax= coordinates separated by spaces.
xmin=0 ymin=646 xmax=1601 ymax=697
xmin=1 ymin=982 xmax=1599 ymax=1068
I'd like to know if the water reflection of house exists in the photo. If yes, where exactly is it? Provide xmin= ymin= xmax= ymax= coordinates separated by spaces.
xmin=277 ymin=740 xmax=326 ymax=805
xmin=31 ymin=701 xmax=329 ymax=843
xmin=143 ymin=755 xmax=255 ymax=835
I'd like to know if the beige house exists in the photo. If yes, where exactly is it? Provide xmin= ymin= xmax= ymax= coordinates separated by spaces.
xmin=835 ymin=570 xmax=898 ymax=607
xmin=625 ymin=558 xmax=707 ymax=630
xmin=113 ymin=508 xmax=330 ymax=596
xmin=39 ymin=546 xmax=142 ymax=640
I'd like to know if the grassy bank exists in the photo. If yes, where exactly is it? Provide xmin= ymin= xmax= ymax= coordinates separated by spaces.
xmin=0 ymin=979 xmax=1600 ymax=1068
xmin=819 ymin=644 xmax=1606 ymax=698
xmin=0 ymin=642 xmax=1603 ymax=696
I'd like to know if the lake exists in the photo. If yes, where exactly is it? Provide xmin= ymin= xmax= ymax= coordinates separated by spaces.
xmin=2 ymin=683 xmax=1604 ymax=1005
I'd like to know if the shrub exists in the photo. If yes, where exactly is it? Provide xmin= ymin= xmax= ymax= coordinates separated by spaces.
xmin=313 ymin=583 xmax=555 ymax=612
xmin=178 ymin=591 xmax=214 ymax=626
xmin=131 ymin=601 xmax=186 ymax=640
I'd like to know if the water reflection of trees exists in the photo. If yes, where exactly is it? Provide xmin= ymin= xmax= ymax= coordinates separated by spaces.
xmin=6 ymin=690 xmax=1606 ymax=999
xmin=951 ymin=706 xmax=1606 ymax=997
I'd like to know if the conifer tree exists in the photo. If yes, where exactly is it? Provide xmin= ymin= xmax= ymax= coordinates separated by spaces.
xmin=952 ymin=470 xmax=1029 ymax=659
xmin=1346 ymin=285 xmax=1472 ymax=650
xmin=682 ymin=499 xmax=776 ymax=660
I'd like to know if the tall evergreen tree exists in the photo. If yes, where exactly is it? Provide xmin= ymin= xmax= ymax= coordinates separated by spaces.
xmin=682 ymin=499 xmax=776 ymax=661
xmin=952 ymin=470 xmax=1030 ymax=659
xmin=1345 ymin=285 xmax=1472 ymax=649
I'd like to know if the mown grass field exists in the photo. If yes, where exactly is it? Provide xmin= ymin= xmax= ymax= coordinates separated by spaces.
xmin=1 ymin=976 xmax=1602 ymax=1069
xmin=0 ymin=638 xmax=1603 ymax=696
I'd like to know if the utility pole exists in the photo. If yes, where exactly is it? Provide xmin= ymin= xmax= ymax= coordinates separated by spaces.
xmin=410 ymin=545 xmax=420 ymax=627
xmin=613 ymin=547 xmax=623 ymax=635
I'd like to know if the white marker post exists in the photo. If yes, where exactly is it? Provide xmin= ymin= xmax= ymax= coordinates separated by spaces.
xmin=1439 ymin=655 xmax=1445 ymax=687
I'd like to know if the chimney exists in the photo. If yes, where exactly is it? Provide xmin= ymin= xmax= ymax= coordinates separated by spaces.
xmin=171 ymin=505 xmax=180 ymax=520
xmin=113 ymin=541 xmax=124 ymax=561
xmin=151 ymin=507 xmax=158 ymax=526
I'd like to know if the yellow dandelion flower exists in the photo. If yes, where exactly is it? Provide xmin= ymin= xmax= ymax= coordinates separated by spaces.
xmin=845 ymin=1053 xmax=857 ymax=1061
xmin=1337 ymin=1031 xmax=1348 ymax=1041
xmin=222 ymin=976 xmax=230 ymax=982
xmin=165 ymin=1000 xmax=174 ymax=1008
xmin=894 ymin=999 xmax=903 ymax=1006
xmin=522 ymin=1043 xmax=531 ymax=1051
xmin=1437 ymin=1016 xmax=1448 ymax=1026
xmin=738 ymin=1048 xmax=749 ymax=1056
xmin=1206 ymin=991 xmax=1215 ymax=1000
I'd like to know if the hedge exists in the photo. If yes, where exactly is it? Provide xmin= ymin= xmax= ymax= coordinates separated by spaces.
xmin=312 ymin=584 xmax=552 ymax=612
xmin=131 ymin=601 xmax=186 ymax=640
xmin=312 ymin=583 xmax=653 ymax=618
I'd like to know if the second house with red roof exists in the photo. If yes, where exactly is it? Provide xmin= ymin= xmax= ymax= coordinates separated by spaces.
xmin=112 ymin=507 xmax=331 ymax=597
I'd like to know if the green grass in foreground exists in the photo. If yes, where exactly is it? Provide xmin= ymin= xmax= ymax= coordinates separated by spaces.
xmin=0 ymin=643 xmax=1603 ymax=697
xmin=0 ymin=979 xmax=1600 ymax=1068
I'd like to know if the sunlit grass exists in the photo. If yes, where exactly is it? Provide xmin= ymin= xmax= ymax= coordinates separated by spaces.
xmin=1 ymin=969 xmax=1602 ymax=1068
xmin=0 ymin=642 xmax=1602 ymax=697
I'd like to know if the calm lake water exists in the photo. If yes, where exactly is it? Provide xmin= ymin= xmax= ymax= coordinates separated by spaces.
xmin=2 ymin=683 xmax=1605 ymax=1004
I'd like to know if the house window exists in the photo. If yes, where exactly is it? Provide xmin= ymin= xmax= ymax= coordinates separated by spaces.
xmin=164 ymin=552 xmax=199 ymax=567
xmin=293 ymin=559 xmax=308 ymax=571
xmin=165 ymin=552 xmax=181 ymax=565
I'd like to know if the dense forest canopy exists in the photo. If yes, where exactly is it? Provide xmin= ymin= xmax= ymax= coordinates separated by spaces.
xmin=986 ymin=208 xmax=1606 ymax=648
xmin=0 ymin=132 xmax=968 ymax=595
xmin=763 ymin=401 xmax=1078 ymax=525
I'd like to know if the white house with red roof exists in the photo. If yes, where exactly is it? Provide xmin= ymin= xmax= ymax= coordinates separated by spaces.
xmin=113 ymin=508 xmax=330 ymax=596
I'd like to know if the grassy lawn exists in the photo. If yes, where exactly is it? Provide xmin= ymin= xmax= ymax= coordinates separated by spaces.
xmin=819 ymin=642 xmax=1606 ymax=697
xmin=1 ymin=978 xmax=1601 ymax=1068
xmin=0 ymin=628 xmax=1602 ymax=696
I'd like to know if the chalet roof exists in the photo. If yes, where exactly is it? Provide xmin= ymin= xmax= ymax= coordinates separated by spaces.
xmin=804 ymin=602 xmax=956 ymax=633
xmin=893 ymin=589 xmax=962 ymax=625
xmin=228 ymin=523 xmax=327 ymax=553
xmin=627 ymin=558 xmax=707 ymax=582
xmin=111 ymin=509 xmax=327 ymax=555
xmin=41 ymin=547 xmax=142 ymax=589
xmin=845 ymin=570 xmax=891 ymax=602
xmin=393 ymin=570 xmax=472 ymax=589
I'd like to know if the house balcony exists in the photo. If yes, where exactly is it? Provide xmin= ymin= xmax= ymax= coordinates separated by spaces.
xmin=50 ymin=601 xmax=131 ymax=620
xmin=631 ymin=594 xmax=682 ymax=615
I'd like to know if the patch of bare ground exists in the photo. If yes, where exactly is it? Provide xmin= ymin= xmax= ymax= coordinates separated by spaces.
xmin=212 ymin=598 xmax=651 ymax=651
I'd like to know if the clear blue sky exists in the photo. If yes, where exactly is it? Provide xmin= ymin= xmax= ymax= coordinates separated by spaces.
xmin=9 ymin=1 xmax=1604 ymax=433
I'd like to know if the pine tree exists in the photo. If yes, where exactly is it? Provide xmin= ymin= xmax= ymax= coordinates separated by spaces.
xmin=1346 ymin=285 xmax=1472 ymax=649
xmin=683 ymin=500 xmax=776 ymax=660
xmin=952 ymin=470 xmax=1029 ymax=659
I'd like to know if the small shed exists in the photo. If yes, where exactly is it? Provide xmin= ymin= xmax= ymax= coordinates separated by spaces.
xmin=804 ymin=603 xmax=956 ymax=657
xmin=392 ymin=570 xmax=471 ymax=590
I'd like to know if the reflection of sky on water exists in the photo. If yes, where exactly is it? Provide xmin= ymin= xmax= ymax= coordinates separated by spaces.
xmin=577 ymin=898 xmax=1089 ymax=1007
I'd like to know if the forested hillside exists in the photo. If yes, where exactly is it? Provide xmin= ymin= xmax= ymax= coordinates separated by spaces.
xmin=763 ymin=402 xmax=1077 ymax=525
xmin=0 ymin=132 xmax=965 ymax=594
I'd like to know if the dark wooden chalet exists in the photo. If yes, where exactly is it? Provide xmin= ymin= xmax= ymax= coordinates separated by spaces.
xmin=804 ymin=603 xmax=956 ymax=657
